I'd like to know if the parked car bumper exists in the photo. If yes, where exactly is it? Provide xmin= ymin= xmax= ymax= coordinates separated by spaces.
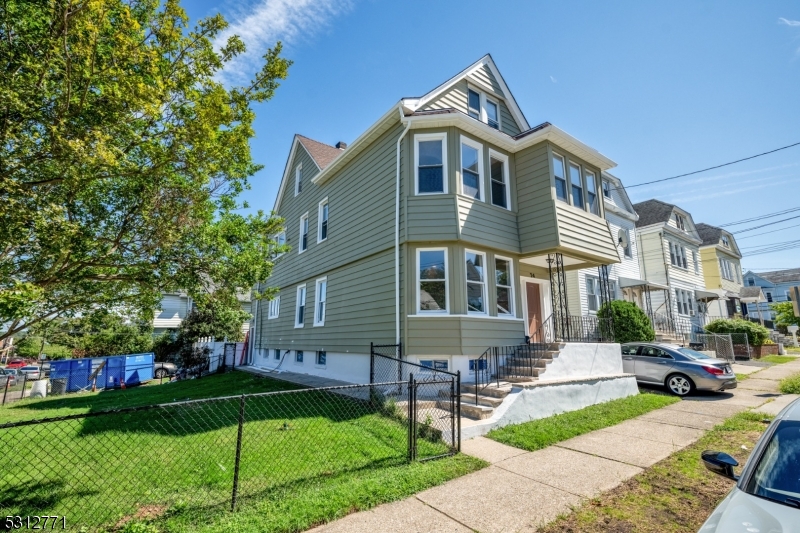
xmin=694 ymin=374 xmax=737 ymax=392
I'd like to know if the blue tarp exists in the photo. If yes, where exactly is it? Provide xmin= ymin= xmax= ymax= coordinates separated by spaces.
xmin=50 ymin=353 xmax=155 ymax=393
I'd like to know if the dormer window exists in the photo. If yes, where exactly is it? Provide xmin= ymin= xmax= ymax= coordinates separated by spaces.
xmin=602 ymin=180 xmax=611 ymax=198
xmin=721 ymin=235 xmax=730 ymax=248
xmin=467 ymin=87 xmax=500 ymax=130
xmin=674 ymin=213 xmax=686 ymax=231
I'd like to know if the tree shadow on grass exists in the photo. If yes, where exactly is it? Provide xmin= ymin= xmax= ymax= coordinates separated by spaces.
xmin=0 ymin=478 xmax=98 ymax=517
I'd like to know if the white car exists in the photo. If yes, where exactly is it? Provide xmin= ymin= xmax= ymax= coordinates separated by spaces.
xmin=17 ymin=366 xmax=41 ymax=380
xmin=699 ymin=397 xmax=800 ymax=532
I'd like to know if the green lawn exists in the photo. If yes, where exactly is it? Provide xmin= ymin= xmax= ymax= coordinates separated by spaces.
xmin=538 ymin=412 xmax=771 ymax=533
xmin=779 ymin=372 xmax=800 ymax=394
xmin=486 ymin=393 xmax=679 ymax=452
xmin=0 ymin=372 xmax=485 ymax=532
xmin=760 ymin=355 xmax=798 ymax=365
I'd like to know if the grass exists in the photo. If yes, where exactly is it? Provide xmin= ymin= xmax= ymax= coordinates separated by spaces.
xmin=735 ymin=373 xmax=750 ymax=382
xmin=760 ymin=355 xmax=797 ymax=364
xmin=778 ymin=372 xmax=800 ymax=394
xmin=486 ymin=393 xmax=679 ymax=452
xmin=0 ymin=371 xmax=486 ymax=532
xmin=537 ymin=411 xmax=771 ymax=533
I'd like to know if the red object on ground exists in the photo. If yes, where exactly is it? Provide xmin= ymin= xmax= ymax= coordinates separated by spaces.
xmin=5 ymin=359 xmax=26 ymax=369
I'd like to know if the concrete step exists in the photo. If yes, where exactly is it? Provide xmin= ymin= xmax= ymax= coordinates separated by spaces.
xmin=498 ymin=365 xmax=541 ymax=377
xmin=504 ymin=376 xmax=537 ymax=383
xmin=460 ymin=382 xmax=513 ymax=398
xmin=458 ymin=402 xmax=494 ymax=420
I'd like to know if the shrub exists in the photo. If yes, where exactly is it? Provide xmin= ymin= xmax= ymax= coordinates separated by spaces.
xmin=598 ymin=300 xmax=655 ymax=343
xmin=705 ymin=318 xmax=770 ymax=346
xmin=779 ymin=373 xmax=800 ymax=394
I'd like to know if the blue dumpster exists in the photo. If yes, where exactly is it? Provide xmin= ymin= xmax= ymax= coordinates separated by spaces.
xmin=49 ymin=353 xmax=155 ymax=393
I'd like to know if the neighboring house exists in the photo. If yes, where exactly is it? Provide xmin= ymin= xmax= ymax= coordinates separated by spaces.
xmin=153 ymin=292 xmax=251 ymax=336
xmin=742 ymin=268 xmax=800 ymax=321
xmin=632 ymin=200 xmax=718 ymax=332
xmin=250 ymin=54 xmax=627 ymax=391
xmin=566 ymin=172 xmax=646 ymax=314
xmin=696 ymin=223 xmax=744 ymax=320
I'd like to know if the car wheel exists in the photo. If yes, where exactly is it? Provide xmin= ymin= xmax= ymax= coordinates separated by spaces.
xmin=154 ymin=368 xmax=168 ymax=379
xmin=666 ymin=373 xmax=694 ymax=396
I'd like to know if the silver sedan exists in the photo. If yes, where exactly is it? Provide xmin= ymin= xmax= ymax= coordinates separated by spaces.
xmin=621 ymin=342 xmax=737 ymax=396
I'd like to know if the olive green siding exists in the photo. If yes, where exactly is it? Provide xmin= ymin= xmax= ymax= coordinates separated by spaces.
xmin=516 ymin=143 xmax=559 ymax=254
xmin=467 ymin=64 xmax=504 ymax=97
xmin=556 ymin=203 xmax=618 ymax=264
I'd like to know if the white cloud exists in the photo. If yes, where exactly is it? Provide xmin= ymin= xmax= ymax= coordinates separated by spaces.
xmin=214 ymin=0 xmax=353 ymax=84
xmin=550 ymin=75 xmax=557 ymax=83
xmin=779 ymin=17 xmax=800 ymax=27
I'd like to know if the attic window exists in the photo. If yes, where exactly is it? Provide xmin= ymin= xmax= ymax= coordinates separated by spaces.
xmin=674 ymin=213 xmax=686 ymax=231
xmin=467 ymin=87 xmax=500 ymax=130
xmin=602 ymin=180 xmax=611 ymax=198
xmin=721 ymin=235 xmax=730 ymax=248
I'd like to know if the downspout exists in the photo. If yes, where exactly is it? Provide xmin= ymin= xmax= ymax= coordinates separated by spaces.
xmin=249 ymin=291 xmax=259 ymax=365
xmin=396 ymin=107 xmax=412 ymax=345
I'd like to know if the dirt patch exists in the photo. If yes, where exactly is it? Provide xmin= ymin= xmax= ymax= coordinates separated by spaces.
xmin=114 ymin=504 xmax=168 ymax=529
xmin=538 ymin=418 xmax=767 ymax=533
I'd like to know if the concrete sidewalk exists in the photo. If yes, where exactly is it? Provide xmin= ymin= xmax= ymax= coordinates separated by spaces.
xmin=309 ymin=362 xmax=800 ymax=533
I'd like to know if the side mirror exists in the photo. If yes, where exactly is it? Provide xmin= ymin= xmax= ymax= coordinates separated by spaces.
xmin=702 ymin=450 xmax=739 ymax=481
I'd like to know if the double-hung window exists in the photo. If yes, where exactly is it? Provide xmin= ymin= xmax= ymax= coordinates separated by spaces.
xmin=485 ymin=99 xmax=499 ymax=129
xmin=622 ymin=228 xmax=632 ymax=258
xmin=465 ymin=250 xmax=487 ymax=314
xmin=467 ymin=88 xmax=501 ymax=129
xmin=299 ymin=213 xmax=309 ymax=253
xmin=586 ymin=277 xmax=600 ymax=312
xmin=318 ymin=199 xmax=329 ymax=242
xmin=674 ymin=289 xmax=695 ymax=315
xmin=675 ymin=213 xmax=686 ymax=231
xmin=748 ymin=278 xmax=755 ymax=286
xmin=468 ymin=89 xmax=481 ymax=119
xmin=569 ymin=163 xmax=584 ymax=208
xmin=418 ymin=249 xmax=448 ymax=313
xmin=416 ymin=134 xmax=447 ymax=194
xmin=553 ymin=154 xmax=568 ymax=202
xmin=273 ymin=231 xmax=286 ymax=258
xmin=490 ymin=151 xmax=510 ymax=209
xmin=314 ymin=277 xmax=327 ymax=326
xmin=495 ymin=256 xmax=514 ymax=316
xmin=295 ymin=285 xmax=306 ymax=328
xmin=295 ymin=164 xmax=303 ymax=195
xmin=602 ymin=180 xmax=611 ymax=198
xmin=585 ymin=171 xmax=599 ymax=215
xmin=692 ymin=251 xmax=699 ymax=274
xmin=766 ymin=292 xmax=773 ymax=303
xmin=268 ymin=296 xmax=280 ymax=319
xmin=460 ymin=137 xmax=483 ymax=200
xmin=669 ymin=242 xmax=687 ymax=269
xmin=721 ymin=236 xmax=730 ymax=248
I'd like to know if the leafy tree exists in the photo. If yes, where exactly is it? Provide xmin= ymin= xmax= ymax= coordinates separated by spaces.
xmin=177 ymin=294 xmax=250 ymax=343
xmin=705 ymin=318 xmax=770 ymax=346
xmin=771 ymin=301 xmax=800 ymax=328
xmin=0 ymin=0 xmax=290 ymax=341
xmin=597 ymin=300 xmax=655 ymax=343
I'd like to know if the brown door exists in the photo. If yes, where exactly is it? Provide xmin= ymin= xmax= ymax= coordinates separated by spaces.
xmin=526 ymin=282 xmax=542 ymax=341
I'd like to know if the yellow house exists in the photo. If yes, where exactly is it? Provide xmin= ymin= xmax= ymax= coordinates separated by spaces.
xmin=696 ymin=223 xmax=743 ymax=318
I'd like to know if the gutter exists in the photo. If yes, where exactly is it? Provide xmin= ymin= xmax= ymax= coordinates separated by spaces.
xmin=395 ymin=107 xmax=411 ymax=345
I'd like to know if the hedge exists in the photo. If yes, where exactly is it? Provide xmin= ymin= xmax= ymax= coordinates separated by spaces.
xmin=598 ymin=300 xmax=655 ymax=343
xmin=705 ymin=318 xmax=770 ymax=346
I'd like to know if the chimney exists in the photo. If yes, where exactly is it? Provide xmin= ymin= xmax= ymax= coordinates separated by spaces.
xmin=335 ymin=141 xmax=347 ymax=150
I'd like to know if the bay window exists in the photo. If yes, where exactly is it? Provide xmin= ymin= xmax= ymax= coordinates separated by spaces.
xmin=416 ymin=134 xmax=447 ymax=194
xmin=569 ymin=163 xmax=584 ymax=208
xmin=553 ymin=154 xmax=568 ymax=202
xmin=585 ymin=171 xmax=599 ymax=215
xmin=490 ymin=152 xmax=509 ymax=209
xmin=465 ymin=250 xmax=486 ymax=314
xmin=418 ymin=249 xmax=448 ymax=313
xmin=495 ymin=257 xmax=514 ymax=315
xmin=460 ymin=138 xmax=483 ymax=200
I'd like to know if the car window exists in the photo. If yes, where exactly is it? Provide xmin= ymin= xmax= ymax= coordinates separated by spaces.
xmin=677 ymin=348 xmax=713 ymax=360
xmin=744 ymin=420 xmax=800 ymax=508
xmin=639 ymin=347 xmax=662 ymax=358
xmin=621 ymin=345 xmax=640 ymax=356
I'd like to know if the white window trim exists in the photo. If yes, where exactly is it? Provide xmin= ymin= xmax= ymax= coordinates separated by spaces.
xmin=467 ymin=87 xmax=481 ymax=119
xmin=586 ymin=276 xmax=600 ymax=313
xmin=294 ymin=350 xmax=304 ymax=364
xmin=568 ymin=161 xmax=584 ymax=209
xmin=313 ymin=277 xmax=327 ymax=327
xmin=317 ymin=197 xmax=329 ymax=243
xmin=294 ymin=163 xmax=302 ymax=196
xmin=488 ymin=149 xmax=511 ymax=210
xmin=298 ymin=212 xmax=309 ymax=254
xmin=584 ymin=169 xmax=600 ymax=216
xmin=294 ymin=284 xmax=306 ymax=328
xmin=459 ymin=135 xmax=484 ymax=201
xmin=495 ymin=254 xmax=514 ymax=316
xmin=315 ymin=350 xmax=327 ymax=367
xmin=692 ymin=250 xmax=699 ymax=274
xmin=275 ymin=231 xmax=286 ymax=258
xmin=267 ymin=296 xmax=280 ymax=319
xmin=622 ymin=228 xmax=632 ymax=258
xmin=416 ymin=247 xmax=449 ymax=314
xmin=465 ymin=249 xmax=488 ymax=315
xmin=414 ymin=133 xmax=448 ymax=196
xmin=552 ymin=152 xmax=568 ymax=202
xmin=483 ymin=94 xmax=501 ymax=130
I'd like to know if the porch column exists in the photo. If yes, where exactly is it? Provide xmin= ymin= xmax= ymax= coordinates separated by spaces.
xmin=547 ymin=253 xmax=570 ymax=341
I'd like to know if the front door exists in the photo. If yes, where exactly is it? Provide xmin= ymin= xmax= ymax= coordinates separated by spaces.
xmin=526 ymin=282 xmax=542 ymax=341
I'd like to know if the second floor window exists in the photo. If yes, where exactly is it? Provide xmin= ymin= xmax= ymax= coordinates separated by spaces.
xmin=416 ymin=135 xmax=446 ymax=194
xmin=318 ymin=199 xmax=329 ymax=242
xmin=719 ymin=258 xmax=734 ymax=281
xmin=748 ymin=278 xmax=755 ymax=286
xmin=622 ymin=228 xmax=632 ymax=258
xmin=585 ymin=171 xmax=599 ymax=215
xmin=418 ymin=249 xmax=447 ymax=313
xmin=569 ymin=163 xmax=584 ymax=208
xmin=299 ymin=214 xmax=309 ymax=253
xmin=461 ymin=139 xmax=482 ymax=200
xmin=314 ymin=278 xmax=327 ymax=326
xmin=553 ymin=154 xmax=567 ymax=202
xmin=586 ymin=277 xmax=600 ymax=312
xmin=466 ymin=250 xmax=486 ymax=314
xmin=692 ymin=251 xmax=699 ymax=274
xmin=766 ymin=291 xmax=773 ymax=303
xmin=295 ymin=285 xmax=306 ymax=328
xmin=490 ymin=153 xmax=509 ymax=209
xmin=268 ymin=296 xmax=280 ymax=319
xmin=669 ymin=242 xmax=687 ymax=269
xmin=495 ymin=257 xmax=513 ymax=315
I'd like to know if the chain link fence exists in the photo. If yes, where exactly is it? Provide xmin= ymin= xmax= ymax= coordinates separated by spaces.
xmin=0 ymin=376 xmax=459 ymax=531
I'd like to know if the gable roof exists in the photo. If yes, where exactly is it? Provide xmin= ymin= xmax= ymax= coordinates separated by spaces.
xmin=297 ymin=135 xmax=342 ymax=170
xmin=601 ymin=172 xmax=638 ymax=220
xmin=695 ymin=223 xmax=723 ymax=247
xmin=753 ymin=268 xmax=800 ymax=285
xmin=632 ymin=199 xmax=676 ymax=228
xmin=402 ymin=54 xmax=530 ymax=132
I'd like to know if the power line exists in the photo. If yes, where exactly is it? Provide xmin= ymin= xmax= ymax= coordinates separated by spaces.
xmin=719 ymin=206 xmax=800 ymax=227
xmin=735 ymin=222 xmax=800 ymax=240
xmin=740 ymin=237 xmax=800 ymax=250
xmin=622 ymin=141 xmax=800 ymax=190
xmin=732 ymin=214 xmax=800 ymax=234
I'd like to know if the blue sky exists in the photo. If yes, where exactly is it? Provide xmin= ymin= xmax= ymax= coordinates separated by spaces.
xmin=188 ymin=0 xmax=800 ymax=273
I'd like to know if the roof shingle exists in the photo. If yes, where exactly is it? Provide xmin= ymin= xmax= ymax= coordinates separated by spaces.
xmin=296 ymin=135 xmax=343 ymax=170
xmin=695 ymin=223 xmax=723 ymax=247
xmin=754 ymin=268 xmax=800 ymax=284
xmin=632 ymin=199 xmax=675 ymax=228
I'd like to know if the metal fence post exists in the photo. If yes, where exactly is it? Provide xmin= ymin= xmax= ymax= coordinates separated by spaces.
xmin=369 ymin=343 xmax=374 ymax=384
xmin=22 ymin=374 xmax=27 ymax=401
xmin=2 ymin=375 xmax=9 ymax=405
xmin=231 ymin=394 xmax=246 ymax=512
xmin=407 ymin=373 xmax=414 ymax=462
xmin=450 ymin=376 xmax=455 ymax=453
xmin=456 ymin=371 xmax=461 ymax=452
